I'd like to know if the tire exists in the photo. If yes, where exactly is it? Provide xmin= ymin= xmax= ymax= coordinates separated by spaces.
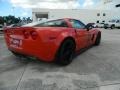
xmin=55 ymin=39 xmax=75 ymax=66
xmin=111 ymin=25 xmax=115 ymax=29
xmin=104 ymin=27 xmax=108 ymax=29
xmin=94 ymin=32 xmax=101 ymax=46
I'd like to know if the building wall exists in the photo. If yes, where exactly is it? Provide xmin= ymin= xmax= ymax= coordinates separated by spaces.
xmin=32 ymin=8 xmax=115 ymax=24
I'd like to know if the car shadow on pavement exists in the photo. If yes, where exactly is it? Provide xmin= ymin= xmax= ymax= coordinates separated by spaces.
xmin=26 ymin=46 xmax=93 ymax=73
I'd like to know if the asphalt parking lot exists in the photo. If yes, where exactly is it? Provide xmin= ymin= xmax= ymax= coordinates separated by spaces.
xmin=0 ymin=29 xmax=120 ymax=90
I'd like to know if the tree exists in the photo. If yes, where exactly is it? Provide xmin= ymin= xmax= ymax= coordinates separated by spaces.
xmin=0 ymin=15 xmax=32 ymax=25
xmin=0 ymin=15 xmax=21 ymax=25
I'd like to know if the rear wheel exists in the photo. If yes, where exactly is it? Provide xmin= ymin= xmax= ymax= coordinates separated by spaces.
xmin=111 ymin=25 xmax=115 ymax=29
xmin=104 ymin=26 xmax=108 ymax=29
xmin=94 ymin=32 xmax=101 ymax=46
xmin=55 ymin=39 xmax=75 ymax=66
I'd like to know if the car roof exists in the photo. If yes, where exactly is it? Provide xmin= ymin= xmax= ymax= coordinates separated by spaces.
xmin=23 ymin=18 xmax=71 ymax=27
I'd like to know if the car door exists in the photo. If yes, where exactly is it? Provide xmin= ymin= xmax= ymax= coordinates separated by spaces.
xmin=69 ymin=19 xmax=89 ymax=50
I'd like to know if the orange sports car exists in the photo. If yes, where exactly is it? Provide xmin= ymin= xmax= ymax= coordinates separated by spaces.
xmin=4 ymin=18 xmax=101 ymax=65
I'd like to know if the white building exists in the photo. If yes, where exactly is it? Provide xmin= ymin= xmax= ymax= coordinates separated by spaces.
xmin=32 ymin=0 xmax=120 ymax=24
xmin=32 ymin=9 xmax=113 ymax=24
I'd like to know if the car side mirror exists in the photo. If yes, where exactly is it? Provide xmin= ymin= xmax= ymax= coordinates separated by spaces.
xmin=85 ymin=23 xmax=93 ymax=31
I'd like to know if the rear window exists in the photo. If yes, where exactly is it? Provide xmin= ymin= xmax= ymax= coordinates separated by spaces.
xmin=35 ymin=19 xmax=68 ymax=27
xmin=116 ymin=20 xmax=120 ymax=23
xmin=109 ymin=20 xmax=115 ymax=23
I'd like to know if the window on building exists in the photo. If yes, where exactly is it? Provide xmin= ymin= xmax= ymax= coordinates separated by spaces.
xmin=96 ymin=20 xmax=99 ymax=23
xmin=116 ymin=4 xmax=120 ymax=7
xmin=102 ymin=20 xmax=105 ymax=23
xmin=97 ymin=13 xmax=100 ymax=16
xmin=103 ymin=13 xmax=106 ymax=16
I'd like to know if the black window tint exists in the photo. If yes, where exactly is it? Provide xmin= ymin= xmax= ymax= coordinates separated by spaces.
xmin=35 ymin=20 xmax=68 ymax=27
xmin=69 ymin=19 xmax=85 ymax=29
xmin=97 ymin=13 xmax=100 ymax=16
xmin=103 ymin=13 xmax=106 ymax=16
xmin=102 ymin=20 xmax=105 ymax=23
xmin=96 ymin=20 xmax=99 ymax=23
xmin=116 ymin=20 xmax=120 ymax=23
xmin=111 ymin=20 xmax=115 ymax=23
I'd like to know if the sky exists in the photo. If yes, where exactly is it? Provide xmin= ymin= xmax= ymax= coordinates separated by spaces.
xmin=0 ymin=0 xmax=119 ymax=18
xmin=0 ymin=0 xmax=31 ymax=18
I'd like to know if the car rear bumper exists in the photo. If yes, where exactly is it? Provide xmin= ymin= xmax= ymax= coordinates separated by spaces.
xmin=5 ymin=35 xmax=58 ymax=62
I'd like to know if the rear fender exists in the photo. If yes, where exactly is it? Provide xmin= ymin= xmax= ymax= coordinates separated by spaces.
xmin=55 ymin=30 xmax=76 ymax=51
xmin=90 ymin=29 xmax=101 ymax=43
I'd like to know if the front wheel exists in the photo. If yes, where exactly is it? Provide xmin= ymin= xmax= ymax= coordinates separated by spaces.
xmin=94 ymin=32 xmax=101 ymax=46
xmin=111 ymin=25 xmax=115 ymax=29
xmin=55 ymin=39 xmax=75 ymax=66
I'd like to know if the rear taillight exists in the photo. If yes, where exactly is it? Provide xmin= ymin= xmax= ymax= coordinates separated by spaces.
xmin=30 ymin=31 xmax=38 ymax=40
xmin=23 ymin=31 xmax=30 ymax=39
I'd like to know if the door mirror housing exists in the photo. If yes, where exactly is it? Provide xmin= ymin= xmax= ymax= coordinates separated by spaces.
xmin=85 ymin=23 xmax=94 ymax=31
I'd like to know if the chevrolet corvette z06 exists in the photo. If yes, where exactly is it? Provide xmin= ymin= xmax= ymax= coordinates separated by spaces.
xmin=4 ymin=18 xmax=101 ymax=65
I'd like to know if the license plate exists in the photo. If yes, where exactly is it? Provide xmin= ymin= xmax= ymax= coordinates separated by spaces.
xmin=10 ymin=38 xmax=22 ymax=47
